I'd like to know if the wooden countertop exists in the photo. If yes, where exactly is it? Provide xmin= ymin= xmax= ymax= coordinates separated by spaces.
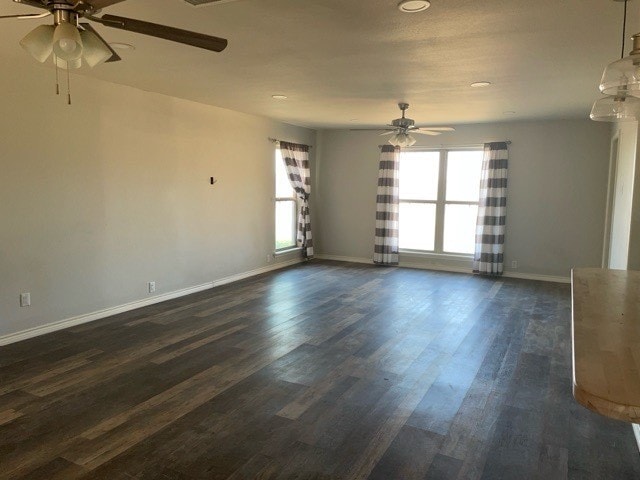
xmin=572 ymin=268 xmax=640 ymax=423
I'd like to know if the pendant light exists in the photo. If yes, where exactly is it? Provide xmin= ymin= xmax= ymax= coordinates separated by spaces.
xmin=599 ymin=0 xmax=640 ymax=97
xmin=590 ymin=94 xmax=640 ymax=121
xmin=591 ymin=0 xmax=640 ymax=122
xmin=599 ymin=34 xmax=640 ymax=97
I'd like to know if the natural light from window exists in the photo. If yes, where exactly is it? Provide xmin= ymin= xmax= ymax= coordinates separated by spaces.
xmin=399 ymin=149 xmax=483 ymax=255
xmin=275 ymin=149 xmax=297 ymax=250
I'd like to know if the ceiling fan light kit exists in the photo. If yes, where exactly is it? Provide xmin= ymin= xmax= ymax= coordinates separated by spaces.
xmin=20 ymin=10 xmax=112 ymax=70
xmin=80 ymin=29 xmax=113 ymax=67
xmin=52 ymin=19 xmax=82 ymax=61
xmin=7 ymin=0 xmax=229 ymax=104
xmin=351 ymin=103 xmax=454 ymax=147
xmin=55 ymin=55 xmax=83 ymax=70
xmin=19 ymin=24 xmax=54 ymax=62
xmin=389 ymin=132 xmax=417 ymax=147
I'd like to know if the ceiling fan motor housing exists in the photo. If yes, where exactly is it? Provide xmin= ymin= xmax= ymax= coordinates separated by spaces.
xmin=391 ymin=117 xmax=415 ymax=128
xmin=391 ymin=102 xmax=415 ymax=129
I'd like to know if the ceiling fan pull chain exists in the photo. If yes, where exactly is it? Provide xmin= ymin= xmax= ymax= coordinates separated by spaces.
xmin=66 ymin=66 xmax=71 ymax=105
xmin=54 ymin=55 xmax=60 ymax=96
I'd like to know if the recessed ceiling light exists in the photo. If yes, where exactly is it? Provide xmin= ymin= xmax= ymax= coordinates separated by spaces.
xmin=503 ymin=111 xmax=516 ymax=115
xmin=470 ymin=81 xmax=492 ymax=88
xmin=398 ymin=0 xmax=431 ymax=13
xmin=109 ymin=42 xmax=135 ymax=51
xmin=272 ymin=95 xmax=288 ymax=100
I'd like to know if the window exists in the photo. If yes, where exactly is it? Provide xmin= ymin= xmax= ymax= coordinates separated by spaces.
xmin=399 ymin=149 xmax=483 ymax=255
xmin=275 ymin=149 xmax=298 ymax=250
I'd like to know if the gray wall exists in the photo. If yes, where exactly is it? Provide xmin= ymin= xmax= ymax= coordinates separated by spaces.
xmin=0 ymin=69 xmax=315 ymax=340
xmin=315 ymin=120 xmax=612 ymax=278
xmin=0 ymin=62 xmax=616 ymax=342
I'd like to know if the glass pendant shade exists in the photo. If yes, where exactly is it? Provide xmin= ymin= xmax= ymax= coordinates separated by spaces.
xmin=53 ymin=22 xmax=83 ymax=61
xmin=53 ymin=55 xmax=82 ymax=70
xmin=590 ymin=95 xmax=640 ymax=122
xmin=599 ymin=55 xmax=640 ymax=97
xmin=80 ymin=30 xmax=112 ymax=68
xmin=600 ymin=33 xmax=640 ymax=97
xmin=20 ymin=25 xmax=55 ymax=63
xmin=389 ymin=132 xmax=417 ymax=147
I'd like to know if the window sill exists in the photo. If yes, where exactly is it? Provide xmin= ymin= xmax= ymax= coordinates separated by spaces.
xmin=400 ymin=250 xmax=473 ymax=260
xmin=275 ymin=247 xmax=302 ymax=256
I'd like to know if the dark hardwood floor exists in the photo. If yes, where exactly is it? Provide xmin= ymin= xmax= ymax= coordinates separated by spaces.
xmin=1 ymin=260 xmax=639 ymax=479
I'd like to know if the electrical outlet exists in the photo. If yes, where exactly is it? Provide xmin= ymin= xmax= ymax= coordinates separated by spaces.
xmin=511 ymin=260 xmax=518 ymax=269
xmin=148 ymin=282 xmax=156 ymax=293
xmin=20 ymin=293 xmax=31 ymax=307
xmin=266 ymin=254 xmax=273 ymax=263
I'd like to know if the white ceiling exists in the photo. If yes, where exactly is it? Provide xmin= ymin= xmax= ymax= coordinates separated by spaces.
xmin=1 ymin=0 xmax=638 ymax=128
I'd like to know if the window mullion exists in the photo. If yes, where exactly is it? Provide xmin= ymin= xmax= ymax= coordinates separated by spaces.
xmin=434 ymin=150 xmax=447 ymax=253
xmin=399 ymin=200 xmax=437 ymax=204
xmin=445 ymin=200 xmax=479 ymax=206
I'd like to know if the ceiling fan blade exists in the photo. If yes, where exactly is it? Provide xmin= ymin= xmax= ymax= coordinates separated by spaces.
xmin=80 ymin=23 xmax=121 ymax=62
xmin=95 ymin=14 xmax=228 ymax=52
xmin=379 ymin=131 xmax=396 ymax=136
xmin=350 ymin=128 xmax=395 ymax=131
xmin=413 ymin=127 xmax=456 ymax=132
xmin=85 ymin=0 xmax=127 ymax=9
xmin=0 ymin=12 xmax=48 ymax=18
xmin=412 ymin=130 xmax=443 ymax=136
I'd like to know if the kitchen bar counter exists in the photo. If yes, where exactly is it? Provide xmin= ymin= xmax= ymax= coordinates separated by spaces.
xmin=571 ymin=268 xmax=640 ymax=423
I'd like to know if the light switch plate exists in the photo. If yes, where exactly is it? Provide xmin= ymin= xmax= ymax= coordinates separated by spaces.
xmin=20 ymin=293 xmax=31 ymax=307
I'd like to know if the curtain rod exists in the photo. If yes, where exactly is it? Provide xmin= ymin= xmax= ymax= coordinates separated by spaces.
xmin=268 ymin=137 xmax=313 ymax=148
xmin=377 ymin=141 xmax=511 ymax=149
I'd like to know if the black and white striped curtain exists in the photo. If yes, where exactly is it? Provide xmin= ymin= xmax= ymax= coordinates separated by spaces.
xmin=279 ymin=141 xmax=313 ymax=258
xmin=374 ymin=145 xmax=400 ymax=265
xmin=473 ymin=142 xmax=509 ymax=275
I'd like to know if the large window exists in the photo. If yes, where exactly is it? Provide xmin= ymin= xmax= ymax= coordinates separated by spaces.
xmin=275 ymin=149 xmax=298 ymax=250
xmin=399 ymin=149 xmax=483 ymax=255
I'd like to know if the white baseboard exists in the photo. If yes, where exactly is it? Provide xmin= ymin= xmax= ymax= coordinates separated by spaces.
xmin=210 ymin=258 xmax=302 ymax=287
xmin=502 ymin=271 xmax=570 ymax=284
xmin=314 ymin=254 xmax=570 ymax=283
xmin=400 ymin=261 xmax=472 ymax=275
xmin=315 ymin=254 xmax=373 ymax=265
xmin=0 ymin=258 xmax=302 ymax=346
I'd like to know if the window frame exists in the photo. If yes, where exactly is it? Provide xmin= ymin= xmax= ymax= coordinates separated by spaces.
xmin=399 ymin=147 xmax=482 ymax=256
xmin=275 ymin=149 xmax=301 ymax=252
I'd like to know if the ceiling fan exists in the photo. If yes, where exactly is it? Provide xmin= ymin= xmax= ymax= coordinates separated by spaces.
xmin=2 ymin=0 xmax=228 ymax=69
xmin=352 ymin=103 xmax=455 ymax=147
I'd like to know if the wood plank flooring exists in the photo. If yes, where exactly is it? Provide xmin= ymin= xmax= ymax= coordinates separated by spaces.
xmin=1 ymin=260 xmax=639 ymax=479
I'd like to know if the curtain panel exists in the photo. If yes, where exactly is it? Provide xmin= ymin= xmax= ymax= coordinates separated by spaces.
xmin=373 ymin=145 xmax=400 ymax=265
xmin=278 ymin=141 xmax=314 ymax=258
xmin=473 ymin=142 xmax=509 ymax=275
